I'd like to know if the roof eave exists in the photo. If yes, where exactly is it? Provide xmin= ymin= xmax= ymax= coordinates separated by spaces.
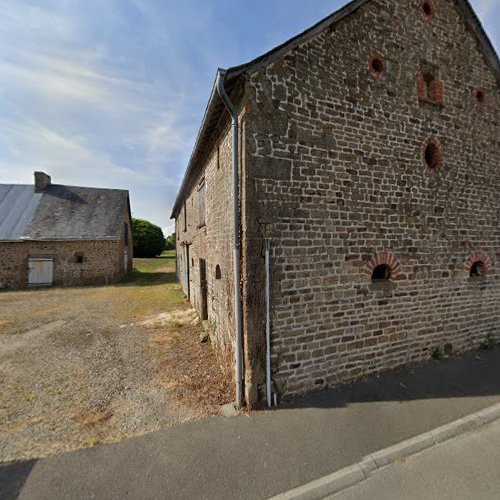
xmin=170 ymin=73 xmax=221 ymax=219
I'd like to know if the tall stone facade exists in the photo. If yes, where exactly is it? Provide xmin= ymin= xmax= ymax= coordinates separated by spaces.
xmin=173 ymin=0 xmax=500 ymax=404
xmin=175 ymin=124 xmax=237 ymax=361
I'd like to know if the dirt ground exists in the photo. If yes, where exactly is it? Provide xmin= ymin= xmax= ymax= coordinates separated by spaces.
xmin=0 ymin=252 xmax=233 ymax=462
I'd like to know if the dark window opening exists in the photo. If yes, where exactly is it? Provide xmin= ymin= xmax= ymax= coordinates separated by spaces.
xmin=424 ymin=142 xmax=441 ymax=171
xmin=198 ymin=178 xmax=206 ymax=227
xmin=124 ymin=223 xmax=129 ymax=246
xmin=191 ymin=258 xmax=194 ymax=267
xmin=371 ymin=57 xmax=384 ymax=75
xmin=215 ymin=265 xmax=222 ymax=280
xmin=423 ymin=71 xmax=434 ymax=87
xmin=372 ymin=264 xmax=391 ymax=281
xmin=183 ymin=201 xmax=187 ymax=232
xmin=475 ymin=89 xmax=485 ymax=103
xmin=470 ymin=261 xmax=486 ymax=278
xmin=422 ymin=1 xmax=434 ymax=18
xmin=75 ymin=253 xmax=84 ymax=264
xmin=422 ymin=72 xmax=438 ymax=101
xmin=444 ymin=343 xmax=453 ymax=356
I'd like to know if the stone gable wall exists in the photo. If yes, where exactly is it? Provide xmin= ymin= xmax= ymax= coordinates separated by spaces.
xmin=244 ymin=0 xmax=500 ymax=397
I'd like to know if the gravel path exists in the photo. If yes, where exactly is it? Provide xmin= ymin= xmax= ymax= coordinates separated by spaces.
xmin=0 ymin=256 xmax=230 ymax=462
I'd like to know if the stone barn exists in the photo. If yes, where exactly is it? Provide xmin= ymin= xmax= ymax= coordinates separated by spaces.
xmin=171 ymin=0 xmax=500 ymax=408
xmin=0 ymin=172 xmax=133 ymax=289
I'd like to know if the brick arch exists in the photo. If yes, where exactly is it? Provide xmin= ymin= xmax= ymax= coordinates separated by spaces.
xmin=365 ymin=252 xmax=402 ymax=279
xmin=465 ymin=251 xmax=493 ymax=273
xmin=368 ymin=53 xmax=385 ymax=78
xmin=422 ymin=138 xmax=443 ymax=174
xmin=421 ymin=0 xmax=436 ymax=21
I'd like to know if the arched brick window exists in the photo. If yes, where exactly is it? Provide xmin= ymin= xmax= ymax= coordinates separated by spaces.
xmin=465 ymin=251 xmax=492 ymax=278
xmin=423 ymin=139 xmax=443 ymax=174
xmin=365 ymin=252 xmax=401 ymax=281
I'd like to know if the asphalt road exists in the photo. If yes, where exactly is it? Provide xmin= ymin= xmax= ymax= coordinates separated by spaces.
xmin=330 ymin=418 xmax=500 ymax=500
xmin=3 ymin=349 xmax=500 ymax=500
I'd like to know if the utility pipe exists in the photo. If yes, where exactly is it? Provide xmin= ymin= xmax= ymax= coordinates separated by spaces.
xmin=216 ymin=69 xmax=243 ymax=409
xmin=265 ymin=247 xmax=272 ymax=408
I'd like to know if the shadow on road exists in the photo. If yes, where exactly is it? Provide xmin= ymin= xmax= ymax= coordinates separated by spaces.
xmin=281 ymin=348 xmax=500 ymax=410
xmin=0 ymin=459 xmax=37 ymax=500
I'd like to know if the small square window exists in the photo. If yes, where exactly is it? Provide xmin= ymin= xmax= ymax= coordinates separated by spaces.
xmin=198 ymin=178 xmax=206 ymax=228
xmin=417 ymin=62 xmax=443 ymax=105
xmin=75 ymin=253 xmax=84 ymax=264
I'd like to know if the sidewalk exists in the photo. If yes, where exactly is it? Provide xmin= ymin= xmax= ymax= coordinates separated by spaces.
xmin=3 ymin=349 xmax=500 ymax=500
xmin=328 ymin=418 xmax=500 ymax=500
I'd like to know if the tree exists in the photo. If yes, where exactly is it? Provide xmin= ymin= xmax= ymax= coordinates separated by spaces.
xmin=165 ymin=233 xmax=176 ymax=251
xmin=132 ymin=218 xmax=166 ymax=257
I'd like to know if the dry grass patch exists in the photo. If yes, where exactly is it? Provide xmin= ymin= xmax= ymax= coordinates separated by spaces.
xmin=0 ymin=251 xmax=233 ymax=461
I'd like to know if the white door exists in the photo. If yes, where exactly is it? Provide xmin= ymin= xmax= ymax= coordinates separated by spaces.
xmin=28 ymin=258 xmax=54 ymax=286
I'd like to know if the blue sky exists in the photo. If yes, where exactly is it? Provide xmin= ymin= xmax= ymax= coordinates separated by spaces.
xmin=1 ymin=0 xmax=498 ymax=235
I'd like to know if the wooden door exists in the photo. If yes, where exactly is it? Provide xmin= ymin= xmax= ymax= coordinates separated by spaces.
xmin=184 ymin=245 xmax=190 ymax=300
xmin=28 ymin=257 xmax=54 ymax=286
xmin=199 ymin=258 xmax=208 ymax=320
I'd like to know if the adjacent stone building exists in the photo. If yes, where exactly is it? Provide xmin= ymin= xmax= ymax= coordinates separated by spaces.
xmin=0 ymin=172 xmax=132 ymax=289
xmin=171 ymin=0 xmax=500 ymax=406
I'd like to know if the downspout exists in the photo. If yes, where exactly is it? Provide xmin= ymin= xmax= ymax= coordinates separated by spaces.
xmin=265 ymin=244 xmax=272 ymax=408
xmin=260 ymin=227 xmax=274 ymax=408
xmin=216 ymin=69 xmax=243 ymax=409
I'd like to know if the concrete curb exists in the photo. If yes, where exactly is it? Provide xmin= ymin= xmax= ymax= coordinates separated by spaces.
xmin=269 ymin=402 xmax=500 ymax=500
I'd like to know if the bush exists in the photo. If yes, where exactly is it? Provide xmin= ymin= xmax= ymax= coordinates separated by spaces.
xmin=431 ymin=346 xmax=443 ymax=360
xmin=132 ymin=218 xmax=166 ymax=257
xmin=480 ymin=332 xmax=497 ymax=351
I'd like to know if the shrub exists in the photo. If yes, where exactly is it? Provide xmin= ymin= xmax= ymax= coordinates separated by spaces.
xmin=132 ymin=218 xmax=166 ymax=257
xmin=480 ymin=333 xmax=497 ymax=351
xmin=431 ymin=347 xmax=443 ymax=360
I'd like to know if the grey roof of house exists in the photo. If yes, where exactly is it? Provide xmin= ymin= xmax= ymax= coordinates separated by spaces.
xmin=170 ymin=0 xmax=500 ymax=218
xmin=0 ymin=183 xmax=130 ymax=242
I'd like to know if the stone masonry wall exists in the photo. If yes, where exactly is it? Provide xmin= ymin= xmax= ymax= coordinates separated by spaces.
xmin=244 ymin=0 xmax=500 ymax=397
xmin=175 ymin=120 xmax=238 ymax=364
xmin=0 ymin=204 xmax=132 ymax=289
xmin=0 ymin=239 xmax=128 ymax=289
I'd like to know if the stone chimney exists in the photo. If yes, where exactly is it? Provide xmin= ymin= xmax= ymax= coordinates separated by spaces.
xmin=34 ymin=171 xmax=51 ymax=192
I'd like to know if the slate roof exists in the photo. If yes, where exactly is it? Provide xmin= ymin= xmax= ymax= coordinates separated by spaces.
xmin=0 ymin=183 xmax=130 ymax=242
xmin=170 ymin=0 xmax=500 ymax=218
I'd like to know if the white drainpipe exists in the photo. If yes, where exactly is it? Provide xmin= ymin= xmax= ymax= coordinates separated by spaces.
xmin=216 ymin=69 xmax=243 ymax=409
xmin=265 ymin=246 xmax=272 ymax=407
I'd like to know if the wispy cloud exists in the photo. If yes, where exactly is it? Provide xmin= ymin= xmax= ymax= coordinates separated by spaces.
xmin=0 ymin=0 xmax=498 ymax=232
xmin=0 ymin=0 xmax=207 ymax=228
